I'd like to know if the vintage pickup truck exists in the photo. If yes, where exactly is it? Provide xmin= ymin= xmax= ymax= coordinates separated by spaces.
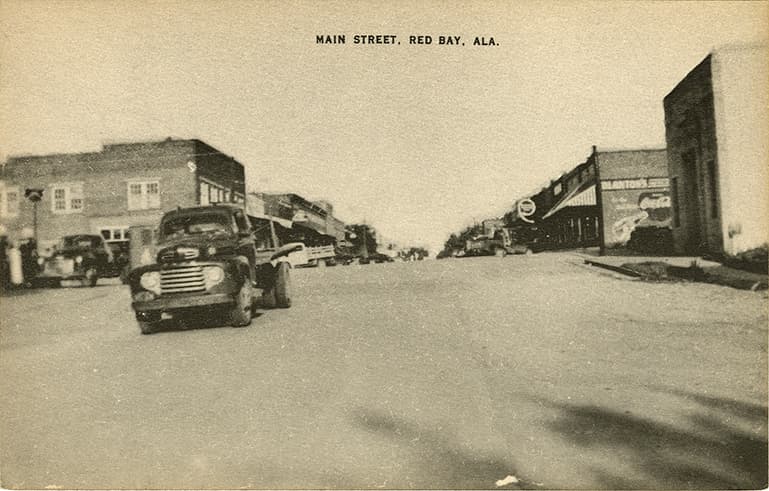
xmin=128 ymin=204 xmax=300 ymax=334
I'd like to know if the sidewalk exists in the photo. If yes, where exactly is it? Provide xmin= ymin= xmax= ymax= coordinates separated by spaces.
xmin=574 ymin=251 xmax=768 ymax=291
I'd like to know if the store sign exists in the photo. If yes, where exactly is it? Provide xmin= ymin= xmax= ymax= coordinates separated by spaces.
xmin=517 ymin=199 xmax=536 ymax=223
xmin=602 ymin=177 xmax=669 ymax=191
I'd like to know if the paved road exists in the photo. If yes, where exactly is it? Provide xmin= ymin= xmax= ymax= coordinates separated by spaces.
xmin=1 ymin=253 xmax=766 ymax=489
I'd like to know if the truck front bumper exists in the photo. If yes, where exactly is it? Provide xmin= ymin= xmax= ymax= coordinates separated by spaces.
xmin=132 ymin=292 xmax=235 ymax=313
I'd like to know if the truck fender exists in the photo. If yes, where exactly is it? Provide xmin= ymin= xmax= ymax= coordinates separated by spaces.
xmin=234 ymin=255 xmax=252 ymax=283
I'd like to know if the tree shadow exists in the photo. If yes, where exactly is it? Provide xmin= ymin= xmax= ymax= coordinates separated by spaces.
xmin=545 ymin=388 xmax=767 ymax=489
xmin=352 ymin=408 xmax=531 ymax=489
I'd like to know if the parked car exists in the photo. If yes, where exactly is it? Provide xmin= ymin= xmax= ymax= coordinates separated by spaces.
xmin=369 ymin=252 xmax=395 ymax=263
xmin=36 ymin=234 xmax=115 ymax=287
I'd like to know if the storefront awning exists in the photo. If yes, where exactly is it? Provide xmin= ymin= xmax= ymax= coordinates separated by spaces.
xmin=543 ymin=182 xmax=596 ymax=219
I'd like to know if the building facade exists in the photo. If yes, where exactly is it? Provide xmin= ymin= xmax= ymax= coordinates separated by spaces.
xmin=664 ymin=44 xmax=768 ymax=257
xmin=0 ymin=138 xmax=245 ymax=253
xmin=507 ymin=146 xmax=670 ymax=252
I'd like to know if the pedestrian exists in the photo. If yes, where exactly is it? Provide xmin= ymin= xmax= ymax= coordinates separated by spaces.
xmin=20 ymin=238 xmax=38 ymax=288
xmin=0 ymin=233 xmax=9 ymax=290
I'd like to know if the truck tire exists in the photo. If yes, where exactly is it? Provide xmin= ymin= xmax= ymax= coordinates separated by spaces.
xmin=494 ymin=248 xmax=507 ymax=258
xmin=274 ymin=262 xmax=291 ymax=308
xmin=261 ymin=287 xmax=276 ymax=309
xmin=136 ymin=312 xmax=160 ymax=335
xmin=82 ymin=267 xmax=98 ymax=287
xmin=230 ymin=279 xmax=253 ymax=327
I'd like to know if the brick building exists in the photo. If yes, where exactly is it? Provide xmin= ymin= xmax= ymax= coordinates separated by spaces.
xmin=508 ymin=146 xmax=670 ymax=253
xmin=0 ymin=138 xmax=245 ymax=253
xmin=663 ymin=43 xmax=768 ymax=257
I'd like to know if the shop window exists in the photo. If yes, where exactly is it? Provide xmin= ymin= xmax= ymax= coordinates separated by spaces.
xmin=127 ymin=180 xmax=160 ymax=210
xmin=100 ymin=227 xmax=130 ymax=242
xmin=51 ymin=183 xmax=84 ymax=214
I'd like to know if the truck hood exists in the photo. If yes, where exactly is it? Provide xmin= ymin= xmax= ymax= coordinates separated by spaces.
xmin=156 ymin=234 xmax=238 ymax=262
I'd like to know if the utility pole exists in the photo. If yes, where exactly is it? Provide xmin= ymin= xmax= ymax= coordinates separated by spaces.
xmin=361 ymin=220 xmax=369 ymax=259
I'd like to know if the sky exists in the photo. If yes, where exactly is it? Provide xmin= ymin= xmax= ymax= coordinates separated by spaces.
xmin=1 ymin=1 xmax=767 ymax=254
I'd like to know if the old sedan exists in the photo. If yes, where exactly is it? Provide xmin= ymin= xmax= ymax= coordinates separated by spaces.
xmin=36 ymin=234 xmax=115 ymax=287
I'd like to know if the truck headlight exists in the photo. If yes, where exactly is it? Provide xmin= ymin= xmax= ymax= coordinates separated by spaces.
xmin=140 ymin=271 xmax=161 ymax=293
xmin=75 ymin=255 xmax=83 ymax=264
xmin=37 ymin=257 xmax=45 ymax=266
xmin=203 ymin=266 xmax=224 ymax=288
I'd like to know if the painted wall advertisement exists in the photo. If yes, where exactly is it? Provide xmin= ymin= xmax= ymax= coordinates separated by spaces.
xmin=600 ymin=178 xmax=671 ymax=247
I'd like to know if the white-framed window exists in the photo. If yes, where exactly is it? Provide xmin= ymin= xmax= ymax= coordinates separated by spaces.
xmin=127 ymin=180 xmax=160 ymax=210
xmin=200 ymin=181 xmax=210 ymax=205
xmin=100 ymin=226 xmax=130 ymax=242
xmin=51 ymin=183 xmax=84 ymax=214
xmin=0 ymin=182 xmax=20 ymax=218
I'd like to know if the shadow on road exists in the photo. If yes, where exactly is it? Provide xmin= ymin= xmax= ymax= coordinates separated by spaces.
xmin=148 ymin=309 xmax=264 ymax=333
xmin=545 ymin=388 xmax=767 ymax=489
xmin=352 ymin=408 xmax=530 ymax=489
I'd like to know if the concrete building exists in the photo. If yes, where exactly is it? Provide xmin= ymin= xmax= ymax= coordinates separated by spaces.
xmin=0 ymin=138 xmax=245 ymax=253
xmin=663 ymin=43 xmax=769 ymax=257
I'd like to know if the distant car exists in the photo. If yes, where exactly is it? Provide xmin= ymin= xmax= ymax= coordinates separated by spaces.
xmin=369 ymin=252 xmax=395 ymax=263
xmin=36 ymin=234 xmax=115 ymax=287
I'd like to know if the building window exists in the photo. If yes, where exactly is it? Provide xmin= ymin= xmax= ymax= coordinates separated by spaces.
xmin=51 ymin=183 xmax=84 ymax=214
xmin=671 ymin=177 xmax=680 ymax=228
xmin=200 ymin=182 xmax=210 ymax=205
xmin=0 ymin=185 xmax=20 ymax=217
xmin=100 ymin=227 xmax=130 ymax=242
xmin=0 ymin=183 xmax=20 ymax=217
xmin=707 ymin=160 xmax=718 ymax=219
xmin=127 ymin=180 xmax=160 ymax=210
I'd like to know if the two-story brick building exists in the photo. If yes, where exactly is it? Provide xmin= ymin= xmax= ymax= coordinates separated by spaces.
xmin=0 ymin=138 xmax=245 ymax=254
xmin=664 ymin=43 xmax=768 ymax=257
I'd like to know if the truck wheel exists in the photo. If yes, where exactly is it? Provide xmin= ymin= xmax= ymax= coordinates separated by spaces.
xmin=274 ymin=262 xmax=291 ymax=308
xmin=494 ymin=248 xmax=507 ymax=258
xmin=261 ymin=287 xmax=276 ymax=309
xmin=136 ymin=312 xmax=160 ymax=335
xmin=82 ymin=267 xmax=98 ymax=287
xmin=230 ymin=280 xmax=253 ymax=327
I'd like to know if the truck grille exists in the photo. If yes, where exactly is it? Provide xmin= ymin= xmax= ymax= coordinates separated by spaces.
xmin=160 ymin=265 xmax=206 ymax=294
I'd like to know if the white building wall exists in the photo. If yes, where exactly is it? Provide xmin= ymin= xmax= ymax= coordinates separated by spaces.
xmin=712 ymin=44 xmax=769 ymax=255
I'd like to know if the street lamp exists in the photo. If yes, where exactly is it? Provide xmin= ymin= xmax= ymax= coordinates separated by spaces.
xmin=24 ymin=188 xmax=44 ymax=244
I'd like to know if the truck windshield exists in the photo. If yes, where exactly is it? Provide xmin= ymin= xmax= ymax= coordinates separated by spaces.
xmin=161 ymin=213 xmax=234 ymax=239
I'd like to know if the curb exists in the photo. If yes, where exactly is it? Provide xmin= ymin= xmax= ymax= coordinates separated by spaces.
xmin=583 ymin=259 xmax=643 ymax=278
